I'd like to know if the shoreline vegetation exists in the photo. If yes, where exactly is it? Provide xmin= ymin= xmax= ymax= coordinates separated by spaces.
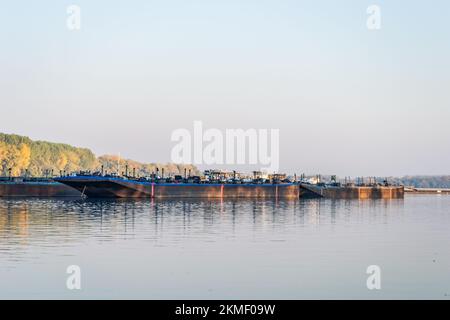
xmin=0 ymin=133 xmax=199 ymax=178
xmin=1 ymin=133 xmax=449 ymax=188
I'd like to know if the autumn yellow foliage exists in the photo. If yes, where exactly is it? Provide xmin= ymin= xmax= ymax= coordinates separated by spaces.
xmin=0 ymin=133 xmax=198 ymax=178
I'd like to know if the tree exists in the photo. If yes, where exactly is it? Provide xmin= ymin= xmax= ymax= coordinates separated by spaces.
xmin=0 ymin=132 xmax=199 ymax=178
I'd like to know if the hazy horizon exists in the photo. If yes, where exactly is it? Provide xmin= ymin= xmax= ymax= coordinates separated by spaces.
xmin=1 ymin=0 xmax=449 ymax=176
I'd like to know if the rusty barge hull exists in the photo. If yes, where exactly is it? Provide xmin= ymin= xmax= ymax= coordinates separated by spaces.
xmin=299 ymin=183 xmax=404 ymax=199
xmin=0 ymin=182 xmax=81 ymax=197
xmin=55 ymin=176 xmax=300 ymax=199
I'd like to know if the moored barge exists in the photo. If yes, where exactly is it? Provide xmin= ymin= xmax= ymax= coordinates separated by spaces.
xmin=54 ymin=175 xmax=300 ymax=199
xmin=0 ymin=177 xmax=81 ymax=197
xmin=299 ymin=183 xmax=404 ymax=199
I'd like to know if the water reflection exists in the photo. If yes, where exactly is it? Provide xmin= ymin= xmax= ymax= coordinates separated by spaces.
xmin=3 ymin=196 xmax=450 ymax=299
xmin=0 ymin=198 xmax=405 ymax=247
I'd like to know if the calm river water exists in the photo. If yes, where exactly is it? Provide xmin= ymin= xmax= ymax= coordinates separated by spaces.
xmin=0 ymin=195 xmax=449 ymax=299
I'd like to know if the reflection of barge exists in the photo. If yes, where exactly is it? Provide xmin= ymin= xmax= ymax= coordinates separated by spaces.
xmin=54 ymin=175 xmax=300 ymax=199
xmin=0 ymin=177 xmax=81 ymax=197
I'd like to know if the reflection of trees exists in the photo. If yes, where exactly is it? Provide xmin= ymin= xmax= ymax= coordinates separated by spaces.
xmin=0 ymin=202 xmax=30 ymax=241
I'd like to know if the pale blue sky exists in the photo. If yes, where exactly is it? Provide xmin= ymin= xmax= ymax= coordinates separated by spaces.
xmin=1 ymin=0 xmax=449 ymax=176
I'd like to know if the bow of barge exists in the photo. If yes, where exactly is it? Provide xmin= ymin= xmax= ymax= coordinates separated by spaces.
xmin=54 ymin=176 xmax=152 ymax=198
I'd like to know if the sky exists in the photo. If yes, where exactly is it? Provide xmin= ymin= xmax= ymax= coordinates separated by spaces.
xmin=0 ymin=0 xmax=449 ymax=176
